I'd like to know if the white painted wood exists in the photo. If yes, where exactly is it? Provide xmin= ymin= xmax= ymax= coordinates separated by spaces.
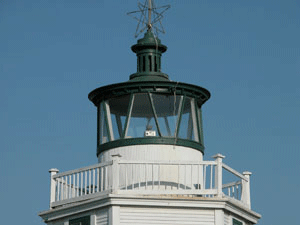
xmin=112 ymin=155 xmax=121 ymax=193
xmin=223 ymin=181 xmax=241 ymax=189
xmin=213 ymin=154 xmax=225 ymax=197
xmin=49 ymin=168 xmax=59 ymax=208
xmin=215 ymin=209 xmax=224 ymax=225
xmin=224 ymin=212 xmax=230 ymax=225
xmin=99 ymin=145 xmax=204 ymax=191
xmin=40 ymin=194 xmax=261 ymax=225
xmin=241 ymin=171 xmax=252 ymax=209
xmin=53 ymin=161 xmax=112 ymax=178
xmin=109 ymin=206 xmax=120 ymax=225
xmin=99 ymin=145 xmax=203 ymax=162
xmin=120 ymin=207 xmax=215 ymax=225
xmin=48 ymin=154 xmax=253 ymax=210
xmin=51 ymin=190 xmax=110 ymax=208
xmin=222 ymin=163 xmax=248 ymax=182
xmin=91 ymin=214 xmax=96 ymax=225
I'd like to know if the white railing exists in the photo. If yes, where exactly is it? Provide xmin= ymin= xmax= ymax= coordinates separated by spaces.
xmin=49 ymin=154 xmax=252 ymax=209
xmin=49 ymin=161 xmax=113 ymax=208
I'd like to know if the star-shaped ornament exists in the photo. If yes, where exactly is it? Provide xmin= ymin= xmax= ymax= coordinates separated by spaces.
xmin=127 ymin=0 xmax=170 ymax=38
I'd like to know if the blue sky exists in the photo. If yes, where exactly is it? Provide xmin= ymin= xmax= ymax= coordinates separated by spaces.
xmin=1 ymin=0 xmax=299 ymax=224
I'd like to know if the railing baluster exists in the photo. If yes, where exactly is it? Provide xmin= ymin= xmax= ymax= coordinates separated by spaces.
xmin=125 ymin=164 xmax=128 ymax=190
xmin=145 ymin=163 xmax=147 ymax=190
xmin=80 ymin=172 xmax=83 ymax=196
xmin=57 ymin=179 xmax=60 ymax=201
xmin=197 ymin=164 xmax=200 ymax=190
xmin=158 ymin=164 xmax=160 ymax=189
xmin=65 ymin=176 xmax=69 ymax=199
xmin=96 ymin=167 xmax=99 ymax=193
xmin=84 ymin=171 xmax=87 ymax=195
xmin=67 ymin=175 xmax=69 ymax=199
xmin=72 ymin=173 xmax=75 ymax=197
xmin=177 ymin=164 xmax=180 ymax=190
xmin=203 ymin=165 xmax=206 ymax=190
xmin=152 ymin=164 xmax=154 ymax=190
xmin=184 ymin=165 xmax=187 ymax=190
xmin=101 ymin=167 xmax=104 ymax=192
xmin=88 ymin=169 xmax=91 ymax=194
xmin=210 ymin=165 xmax=213 ymax=189
xmin=132 ymin=163 xmax=134 ymax=190
xmin=93 ymin=169 xmax=95 ymax=193
xmin=138 ymin=164 xmax=141 ymax=190
xmin=61 ymin=177 xmax=64 ymax=200
xmin=105 ymin=166 xmax=108 ymax=190
xmin=191 ymin=165 xmax=193 ymax=189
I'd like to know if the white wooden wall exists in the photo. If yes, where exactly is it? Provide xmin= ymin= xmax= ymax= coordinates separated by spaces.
xmin=119 ymin=207 xmax=215 ymax=225
xmin=224 ymin=212 xmax=230 ymax=225
xmin=99 ymin=145 xmax=203 ymax=163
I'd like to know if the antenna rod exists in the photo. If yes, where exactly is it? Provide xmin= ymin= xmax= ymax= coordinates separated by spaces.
xmin=148 ymin=0 xmax=152 ymax=29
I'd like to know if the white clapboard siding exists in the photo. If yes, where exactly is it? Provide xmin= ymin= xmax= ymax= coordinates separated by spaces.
xmin=120 ymin=207 xmax=214 ymax=225
xmin=224 ymin=212 xmax=230 ymax=225
xmin=96 ymin=209 xmax=108 ymax=225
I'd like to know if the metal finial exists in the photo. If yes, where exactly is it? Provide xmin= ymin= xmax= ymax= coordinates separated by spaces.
xmin=127 ymin=0 xmax=170 ymax=38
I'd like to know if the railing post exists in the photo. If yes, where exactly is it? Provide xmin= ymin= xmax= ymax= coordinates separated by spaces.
xmin=213 ymin=154 xmax=225 ymax=198
xmin=241 ymin=171 xmax=252 ymax=209
xmin=49 ymin=168 xmax=59 ymax=209
xmin=111 ymin=154 xmax=121 ymax=194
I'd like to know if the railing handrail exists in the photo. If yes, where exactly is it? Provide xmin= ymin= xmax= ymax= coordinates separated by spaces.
xmin=52 ymin=161 xmax=113 ymax=179
xmin=118 ymin=160 xmax=217 ymax=165
xmin=222 ymin=181 xmax=242 ymax=189
xmin=222 ymin=163 xmax=248 ymax=182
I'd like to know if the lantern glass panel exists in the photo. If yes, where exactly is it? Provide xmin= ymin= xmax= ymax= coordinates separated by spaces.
xmin=178 ymin=97 xmax=199 ymax=141
xmin=197 ymin=104 xmax=204 ymax=145
xmin=151 ymin=94 xmax=183 ymax=137
xmin=107 ymin=95 xmax=131 ymax=139
xmin=99 ymin=102 xmax=109 ymax=144
xmin=126 ymin=93 xmax=158 ymax=138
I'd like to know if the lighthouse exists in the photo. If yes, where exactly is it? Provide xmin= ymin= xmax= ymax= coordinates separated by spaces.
xmin=39 ymin=1 xmax=261 ymax=225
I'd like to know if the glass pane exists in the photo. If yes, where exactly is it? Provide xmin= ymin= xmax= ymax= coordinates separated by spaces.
xmin=178 ymin=97 xmax=199 ymax=141
xmin=99 ymin=102 xmax=109 ymax=144
xmin=108 ymin=95 xmax=131 ymax=139
xmin=197 ymin=104 xmax=204 ymax=144
xmin=151 ymin=94 xmax=183 ymax=137
xmin=126 ymin=93 xmax=158 ymax=138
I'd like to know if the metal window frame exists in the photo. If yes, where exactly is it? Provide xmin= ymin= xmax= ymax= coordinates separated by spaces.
xmin=175 ymin=95 xmax=185 ymax=138
xmin=148 ymin=92 xmax=162 ymax=137
xmin=233 ymin=218 xmax=243 ymax=225
xmin=122 ymin=94 xmax=135 ymax=138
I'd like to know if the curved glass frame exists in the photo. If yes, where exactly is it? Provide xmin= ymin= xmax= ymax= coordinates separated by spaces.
xmin=98 ymin=93 xmax=204 ymax=146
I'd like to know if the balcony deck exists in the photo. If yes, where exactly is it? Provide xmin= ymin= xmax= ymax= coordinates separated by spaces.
xmin=48 ymin=154 xmax=252 ymax=210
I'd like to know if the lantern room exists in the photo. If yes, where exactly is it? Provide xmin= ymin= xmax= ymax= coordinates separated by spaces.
xmin=89 ymin=30 xmax=210 ymax=160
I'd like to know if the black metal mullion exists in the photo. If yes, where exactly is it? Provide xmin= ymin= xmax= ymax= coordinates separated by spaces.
xmin=148 ymin=93 xmax=162 ymax=137
xmin=122 ymin=94 xmax=135 ymax=138
xmin=175 ymin=95 xmax=186 ymax=138
xmin=103 ymin=101 xmax=111 ymax=141
xmin=194 ymin=100 xmax=201 ymax=143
